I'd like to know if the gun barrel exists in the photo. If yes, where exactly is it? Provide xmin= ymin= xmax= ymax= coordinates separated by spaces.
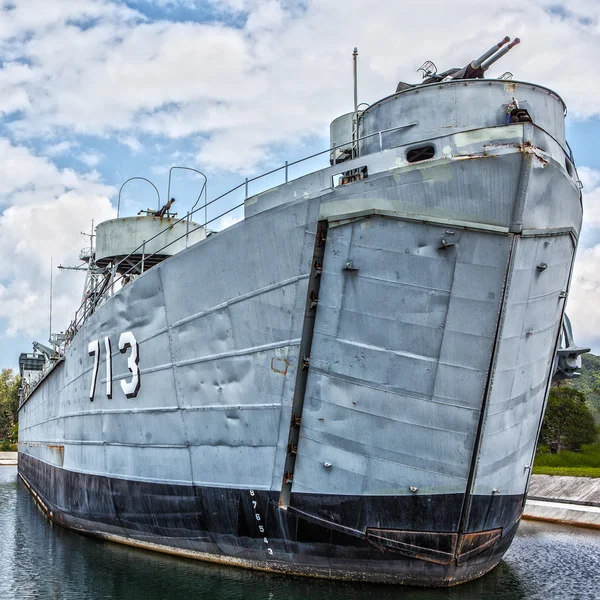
xmin=481 ymin=38 xmax=520 ymax=71
xmin=470 ymin=36 xmax=511 ymax=69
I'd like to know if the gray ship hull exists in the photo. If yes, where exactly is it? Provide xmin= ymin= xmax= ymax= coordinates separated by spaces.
xmin=18 ymin=79 xmax=583 ymax=585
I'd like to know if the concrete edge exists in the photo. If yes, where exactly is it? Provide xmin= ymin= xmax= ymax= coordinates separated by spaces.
xmin=523 ymin=498 xmax=600 ymax=530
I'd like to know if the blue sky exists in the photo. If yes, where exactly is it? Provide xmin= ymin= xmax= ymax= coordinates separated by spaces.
xmin=1 ymin=0 xmax=600 ymax=371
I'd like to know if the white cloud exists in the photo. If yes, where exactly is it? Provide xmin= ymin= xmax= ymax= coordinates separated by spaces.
xmin=0 ymin=0 xmax=138 ymax=40
xmin=0 ymin=139 xmax=62 ymax=198
xmin=580 ymin=166 xmax=600 ymax=190
xmin=567 ymin=167 xmax=600 ymax=352
xmin=0 ymin=0 xmax=599 ymax=172
xmin=1 ymin=0 xmax=600 ymax=353
xmin=78 ymin=151 xmax=104 ymax=167
xmin=578 ymin=167 xmax=600 ymax=229
xmin=0 ymin=139 xmax=115 ymax=336
xmin=568 ymin=244 xmax=600 ymax=354
xmin=212 ymin=208 xmax=244 ymax=231
xmin=135 ymin=0 xmax=199 ymax=7
xmin=119 ymin=135 xmax=142 ymax=153
xmin=44 ymin=140 xmax=78 ymax=157
xmin=0 ymin=138 xmax=112 ymax=208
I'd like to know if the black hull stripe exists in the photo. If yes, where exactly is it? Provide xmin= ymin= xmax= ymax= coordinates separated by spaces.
xmin=18 ymin=453 xmax=523 ymax=586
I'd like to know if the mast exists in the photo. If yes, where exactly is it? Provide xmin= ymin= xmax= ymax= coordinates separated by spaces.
xmin=81 ymin=220 xmax=94 ymax=306
xmin=49 ymin=257 xmax=53 ymax=344
xmin=352 ymin=47 xmax=358 ymax=113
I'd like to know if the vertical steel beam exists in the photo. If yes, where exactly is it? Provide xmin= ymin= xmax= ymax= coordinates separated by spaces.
xmin=279 ymin=220 xmax=328 ymax=508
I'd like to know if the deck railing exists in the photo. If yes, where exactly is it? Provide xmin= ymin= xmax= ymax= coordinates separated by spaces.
xmin=65 ymin=122 xmax=420 ymax=340
xmin=65 ymin=117 xmax=578 ymax=340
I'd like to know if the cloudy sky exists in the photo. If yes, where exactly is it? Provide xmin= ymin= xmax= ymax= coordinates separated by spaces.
xmin=1 ymin=0 xmax=600 ymax=370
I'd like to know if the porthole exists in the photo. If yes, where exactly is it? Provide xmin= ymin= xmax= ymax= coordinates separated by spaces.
xmin=407 ymin=145 xmax=435 ymax=163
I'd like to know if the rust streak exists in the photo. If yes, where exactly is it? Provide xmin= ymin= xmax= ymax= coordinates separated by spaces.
xmin=271 ymin=357 xmax=291 ymax=376
xmin=519 ymin=141 xmax=549 ymax=167
xmin=456 ymin=528 xmax=502 ymax=566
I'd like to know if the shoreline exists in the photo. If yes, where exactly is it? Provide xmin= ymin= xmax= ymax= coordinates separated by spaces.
xmin=0 ymin=451 xmax=17 ymax=466
xmin=522 ymin=474 xmax=600 ymax=529
xmin=523 ymin=499 xmax=600 ymax=530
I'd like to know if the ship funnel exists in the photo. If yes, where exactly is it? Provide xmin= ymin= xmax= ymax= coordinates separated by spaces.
xmin=481 ymin=38 xmax=520 ymax=71
xmin=470 ymin=36 xmax=510 ymax=70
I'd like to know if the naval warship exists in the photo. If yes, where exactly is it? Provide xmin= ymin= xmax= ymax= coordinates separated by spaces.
xmin=17 ymin=38 xmax=587 ymax=586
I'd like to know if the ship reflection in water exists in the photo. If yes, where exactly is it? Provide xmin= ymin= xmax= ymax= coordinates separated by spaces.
xmin=1 ymin=468 xmax=599 ymax=600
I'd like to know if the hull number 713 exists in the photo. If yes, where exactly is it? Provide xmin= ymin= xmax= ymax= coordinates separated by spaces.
xmin=88 ymin=331 xmax=140 ymax=400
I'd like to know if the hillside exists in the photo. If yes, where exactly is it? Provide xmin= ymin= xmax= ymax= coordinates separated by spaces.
xmin=569 ymin=353 xmax=600 ymax=422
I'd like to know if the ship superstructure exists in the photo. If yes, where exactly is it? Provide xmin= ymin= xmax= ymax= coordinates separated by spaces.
xmin=18 ymin=39 xmax=586 ymax=585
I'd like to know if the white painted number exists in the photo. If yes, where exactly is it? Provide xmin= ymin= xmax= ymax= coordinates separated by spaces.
xmin=119 ymin=331 xmax=141 ymax=399
xmin=88 ymin=339 xmax=100 ymax=401
xmin=88 ymin=331 xmax=140 ymax=401
xmin=104 ymin=336 xmax=112 ymax=399
xmin=249 ymin=490 xmax=273 ymax=558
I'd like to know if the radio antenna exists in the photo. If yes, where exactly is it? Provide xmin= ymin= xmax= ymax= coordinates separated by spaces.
xmin=49 ymin=257 xmax=53 ymax=344
xmin=353 ymin=47 xmax=358 ymax=113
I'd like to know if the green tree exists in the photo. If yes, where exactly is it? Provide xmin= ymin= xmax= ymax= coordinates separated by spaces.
xmin=570 ymin=353 xmax=600 ymax=422
xmin=0 ymin=369 xmax=20 ymax=442
xmin=540 ymin=386 xmax=597 ymax=453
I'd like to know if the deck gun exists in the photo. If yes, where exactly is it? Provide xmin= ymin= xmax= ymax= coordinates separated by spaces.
xmin=413 ymin=36 xmax=521 ymax=87
xmin=32 ymin=341 xmax=54 ymax=359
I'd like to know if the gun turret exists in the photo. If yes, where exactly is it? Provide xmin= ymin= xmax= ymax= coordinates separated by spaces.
xmin=448 ymin=36 xmax=520 ymax=81
xmin=417 ymin=36 xmax=522 ymax=88
xmin=155 ymin=197 xmax=176 ymax=218
xmin=471 ymin=36 xmax=511 ymax=71
xmin=479 ymin=38 xmax=520 ymax=72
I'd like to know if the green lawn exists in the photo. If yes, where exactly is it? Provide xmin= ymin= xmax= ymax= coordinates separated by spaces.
xmin=533 ymin=441 xmax=600 ymax=478
xmin=532 ymin=466 xmax=600 ymax=478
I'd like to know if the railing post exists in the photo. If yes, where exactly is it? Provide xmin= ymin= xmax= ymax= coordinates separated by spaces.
xmin=186 ymin=212 xmax=190 ymax=248
xmin=141 ymin=240 xmax=146 ymax=274
xmin=379 ymin=131 xmax=383 ymax=152
xmin=285 ymin=161 xmax=288 ymax=183
xmin=245 ymin=178 xmax=249 ymax=199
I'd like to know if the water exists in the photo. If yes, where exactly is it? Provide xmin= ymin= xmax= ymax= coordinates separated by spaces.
xmin=1 ymin=467 xmax=599 ymax=600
